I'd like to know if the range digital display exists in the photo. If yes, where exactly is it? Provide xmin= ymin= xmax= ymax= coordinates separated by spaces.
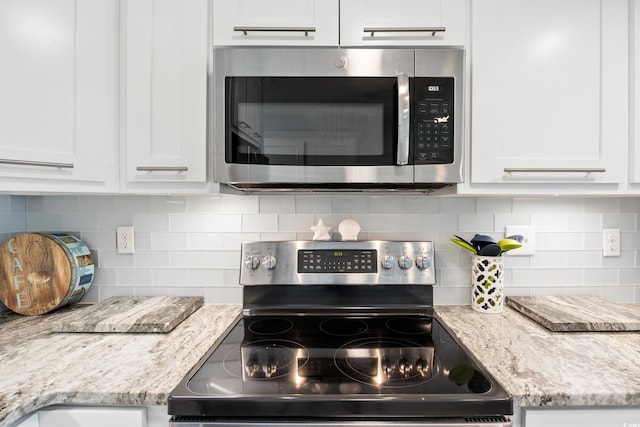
xmin=298 ymin=250 xmax=377 ymax=273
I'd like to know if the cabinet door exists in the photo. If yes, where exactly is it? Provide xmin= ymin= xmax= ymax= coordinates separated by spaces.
xmin=470 ymin=0 xmax=628 ymax=185
xmin=123 ymin=0 xmax=208 ymax=191
xmin=38 ymin=407 xmax=146 ymax=427
xmin=0 ymin=0 xmax=119 ymax=193
xmin=340 ymin=0 xmax=467 ymax=47
xmin=212 ymin=0 xmax=339 ymax=46
xmin=524 ymin=407 xmax=640 ymax=427
xmin=631 ymin=0 xmax=640 ymax=184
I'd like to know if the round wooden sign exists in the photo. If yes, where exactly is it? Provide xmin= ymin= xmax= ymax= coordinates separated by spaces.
xmin=0 ymin=233 xmax=94 ymax=315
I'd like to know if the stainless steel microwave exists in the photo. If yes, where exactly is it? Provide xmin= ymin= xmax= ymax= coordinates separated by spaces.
xmin=212 ymin=48 xmax=464 ymax=192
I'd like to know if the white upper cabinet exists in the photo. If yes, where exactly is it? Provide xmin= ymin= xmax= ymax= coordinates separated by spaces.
xmin=340 ymin=0 xmax=467 ymax=47
xmin=631 ymin=0 xmax=640 ymax=185
xmin=0 ymin=0 xmax=119 ymax=193
xmin=469 ymin=0 xmax=628 ymax=188
xmin=212 ymin=0 xmax=339 ymax=46
xmin=122 ymin=0 xmax=209 ymax=193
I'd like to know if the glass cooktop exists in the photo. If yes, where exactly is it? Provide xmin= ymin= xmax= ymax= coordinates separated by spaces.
xmin=169 ymin=314 xmax=512 ymax=419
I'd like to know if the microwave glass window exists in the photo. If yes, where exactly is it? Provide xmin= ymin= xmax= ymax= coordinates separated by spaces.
xmin=226 ymin=77 xmax=397 ymax=166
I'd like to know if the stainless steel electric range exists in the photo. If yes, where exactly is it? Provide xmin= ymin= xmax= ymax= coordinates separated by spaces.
xmin=168 ymin=241 xmax=513 ymax=426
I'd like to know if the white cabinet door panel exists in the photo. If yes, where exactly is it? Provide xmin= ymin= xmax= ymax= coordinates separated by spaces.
xmin=0 ymin=0 xmax=119 ymax=192
xmin=471 ymin=0 xmax=627 ymax=185
xmin=123 ymin=0 xmax=208 ymax=189
xmin=524 ymin=407 xmax=640 ymax=427
xmin=340 ymin=0 xmax=467 ymax=46
xmin=212 ymin=0 xmax=339 ymax=46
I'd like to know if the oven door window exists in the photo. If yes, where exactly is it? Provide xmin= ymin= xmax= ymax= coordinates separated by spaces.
xmin=225 ymin=77 xmax=398 ymax=166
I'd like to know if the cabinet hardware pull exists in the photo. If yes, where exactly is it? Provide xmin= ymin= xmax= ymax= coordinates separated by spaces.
xmin=364 ymin=27 xmax=446 ymax=37
xmin=136 ymin=166 xmax=189 ymax=172
xmin=234 ymin=26 xmax=316 ymax=36
xmin=504 ymin=168 xmax=606 ymax=174
xmin=238 ymin=121 xmax=251 ymax=129
xmin=0 ymin=159 xmax=74 ymax=169
xmin=397 ymin=73 xmax=410 ymax=166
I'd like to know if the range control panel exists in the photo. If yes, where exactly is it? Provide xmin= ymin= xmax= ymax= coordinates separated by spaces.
xmin=414 ymin=77 xmax=454 ymax=165
xmin=298 ymin=249 xmax=377 ymax=273
xmin=240 ymin=241 xmax=436 ymax=286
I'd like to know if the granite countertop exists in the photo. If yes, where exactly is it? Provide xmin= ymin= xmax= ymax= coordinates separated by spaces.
xmin=0 ymin=304 xmax=242 ymax=427
xmin=436 ymin=305 xmax=640 ymax=408
xmin=1 ymin=303 xmax=639 ymax=426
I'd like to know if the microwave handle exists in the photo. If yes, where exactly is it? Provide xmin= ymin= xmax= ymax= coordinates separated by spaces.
xmin=397 ymin=73 xmax=410 ymax=166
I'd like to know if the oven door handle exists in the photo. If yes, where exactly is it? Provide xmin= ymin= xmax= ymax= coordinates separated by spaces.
xmin=397 ymin=73 xmax=410 ymax=166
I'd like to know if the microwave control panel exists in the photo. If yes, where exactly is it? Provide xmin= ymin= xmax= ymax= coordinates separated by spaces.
xmin=414 ymin=77 xmax=454 ymax=164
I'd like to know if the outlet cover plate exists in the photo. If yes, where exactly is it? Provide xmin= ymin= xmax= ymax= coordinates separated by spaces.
xmin=505 ymin=225 xmax=535 ymax=256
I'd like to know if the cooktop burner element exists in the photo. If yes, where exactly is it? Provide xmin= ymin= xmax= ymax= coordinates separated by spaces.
xmin=169 ymin=241 xmax=513 ymax=425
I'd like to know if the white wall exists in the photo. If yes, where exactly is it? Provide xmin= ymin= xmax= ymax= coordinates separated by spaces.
xmin=17 ymin=194 xmax=640 ymax=305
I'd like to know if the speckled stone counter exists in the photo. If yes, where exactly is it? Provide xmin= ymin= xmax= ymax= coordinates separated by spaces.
xmin=436 ymin=305 xmax=640 ymax=408
xmin=0 ymin=304 xmax=241 ymax=427
xmin=2 ymin=304 xmax=639 ymax=427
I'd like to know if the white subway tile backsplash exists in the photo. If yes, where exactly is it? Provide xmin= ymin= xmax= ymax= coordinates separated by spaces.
xmin=170 ymin=214 xmax=205 ymax=232
xmin=224 ymin=232 xmax=261 ymax=250
xmin=295 ymin=195 xmax=332 ymax=213
xmin=260 ymin=196 xmax=295 ymax=213
xmin=476 ymin=197 xmax=512 ymax=213
xmin=566 ymin=214 xmax=602 ymax=232
xmin=531 ymin=214 xmax=568 ymax=232
xmin=440 ymin=197 xmax=475 ymax=213
xmin=278 ymin=214 xmax=315 ymax=232
xmin=548 ymin=198 xmax=585 ymax=213
xmin=585 ymin=197 xmax=620 ymax=213
xmin=187 ymin=233 xmax=224 ymax=250
xmin=602 ymin=213 xmax=636 ymax=230
xmin=44 ymin=195 xmax=79 ymax=212
xmin=457 ymin=213 xmax=493 ymax=232
xmin=512 ymin=198 xmax=549 ymax=213
xmin=620 ymin=198 xmax=640 ymax=212
xmin=204 ymin=213 xmax=242 ymax=232
xmin=132 ymin=214 xmax=169 ymax=232
xmin=150 ymin=269 xmax=188 ymax=285
xmin=221 ymin=195 xmax=260 ymax=213
xmin=4 ymin=194 xmax=636 ymax=308
xmin=424 ymin=214 xmax=457 ymax=232
xmin=369 ymin=196 xmax=406 ymax=214
xmin=152 ymin=232 xmax=187 ymax=250
xmin=133 ymin=251 xmax=171 ymax=269
xmin=242 ymin=214 xmax=278 ymax=232
xmin=171 ymin=250 xmax=207 ymax=268
xmin=403 ymin=197 xmax=440 ymax=214
xmin=332 ymin=195 xmax=370 ymax=213
xmin=494 ymin=213 xmax=531 ymax=232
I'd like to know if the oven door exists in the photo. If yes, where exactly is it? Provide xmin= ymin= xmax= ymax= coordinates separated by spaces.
xmin=213 ymin=48 xmax=415 ymax=187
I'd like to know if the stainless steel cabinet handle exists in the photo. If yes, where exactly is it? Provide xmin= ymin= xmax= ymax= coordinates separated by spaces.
xmin=234 ymin=26 xmax=316 ymax=36
xmin=396 ymin=73 xmax=410 ymax=166
xmin=364 ymin=27 xmax=446 ymax=37
xmin=504 ymin=168 xmax=606 ymax=174
xmin=136 ymin=166 xmax=189 ymax=172
xmin=0 ymin=158 xmax=74 ymax=169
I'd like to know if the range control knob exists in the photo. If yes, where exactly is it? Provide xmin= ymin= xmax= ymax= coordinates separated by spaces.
xmin=415 ymin=358 xmax=429 ymax=377
xmin=262 ymin=255 xmax=277 ymax=270
xmin=244 ymin=256 xmax=260 ymax=270
xmin=415 ymin=255 xmax=431 ymax=270
xmin=381 ymin=255 xmax=395 ymax=270
xmin=398 ymin=255 xmax=413 ymax=270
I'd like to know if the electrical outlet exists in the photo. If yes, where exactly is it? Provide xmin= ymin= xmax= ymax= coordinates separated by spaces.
xmin=603 ymin=228 xmax=620 ymax=257
xmin=504 ymin=225 xmax=536 ymax=256
xmin=117 ymin=226 xmax=135 ymax=254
